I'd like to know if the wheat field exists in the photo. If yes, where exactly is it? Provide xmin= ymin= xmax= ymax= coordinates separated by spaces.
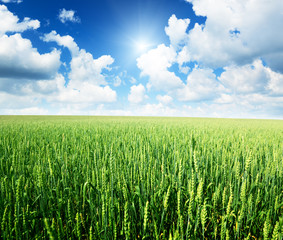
xmin=0 ymin=116 xmax=282 ymax=239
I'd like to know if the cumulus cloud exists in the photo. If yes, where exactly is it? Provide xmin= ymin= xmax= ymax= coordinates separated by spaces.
xmin=165 ymin=14 xmax=190 ymax=48
xmin=1 ymin=1 xmax=282 ymax=118
xmin=177 ymin=67 xmax=224 ymax=101
xmin=43 ymin=31 xmax=79 ymax=54
xmin=176 ymin=46 xmax=191 ymax=74
xmin=136 ymin=16 xmax=225 ymax=102
xmin=58 ymin=9 xmax=80 ymax=24
xmin=0 ymin=0 xmax=22 ymax=4
xmin=263 ymin=52 xmax=283 ymax=74
xmin=128 ymin=84 xmax=147 ymax=104
xmin=134 ymin=2 xmax=283 ymax=118
xmin=4 ymin=72 xmax=117 ymax=106
xmin=210 ymin=94 xmax=283 ymax=119
xmin=69 ymin=53 xmax=114 ymax=87
xmin=0 ymin=34 xmax=61 ymax=80
xmin=41 ymin=31 xmax=117 ymax=105
xmin=0 ymin=91 xmax=41 ymax=109
xmin=0 ymin=5 xmax=61 ymax=95
xmin=51 ymin=84 xmax=116 ymax=104
xmin=137 ymin=44 xmax=184 ymax=91
xmin=0 ymin=73 xmax=64 ymax=97
xmin=183 ymin=0 xmax=283 ymax=72
xmin=0 ymin=8 xmax=61 ymax=116
xmin=43 ymin=31 xmax=114 ymax=87
xmin=0 ymin=5 xmax=39 ymax=36
xmin=219 ymin=60 xmax=269 ymax=94
xmin=156 ymin=95 xmax=173 ymax=105
xmin=0 ymin=5 xmax=117 ymax=113
xmin=267 ymin=70 xmax=283 ymax=96
xmin=219 ymin=60 xmax=283 ymax=95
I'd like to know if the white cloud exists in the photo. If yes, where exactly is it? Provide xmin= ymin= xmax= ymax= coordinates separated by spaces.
xmin=0 ymin=5 xmax=39 ymax=36
xmin=267 ymin=69 xmax=283 ymax=96
xmin=0 ymin=73 xmax=65 ymax=97
xmin=156 ymin=95 xmax=173 ymax=105
xmin=41 ymin=31 xmax=118 ymax=105
xmin=69 ymin=52 xmax=114 ymax=87
xmin=51 ymin=84 xmax=116 ymax=104
xmin=209 ymin=94 xmax=283 ymax=119
xmin=90 ymin=103 xmax=180 ymax=117
xmin=43 ymin=31 xmax=114 ymax=87
xmin=0 ymin=5 xmax=117 ymax=112
xmin=176 ymin=46 xmax=191 ymax=74
xmin=130 ymin=77 xmax=137 ymax=84
xmin=214 ymin=94 xmax=234 ymax=104
xmin=165 ymin=14 xmax=190 ymax=48
xmin=183 ymin=0 xmax=283 ymax=72
xmin=134 ymin=3 xmax=283 ymax=117
xmin=128 ymin=84 xmax=147 ymax=104
xmin=43 ymin=30 xmax=79 ymax=55
xmin=136 ymin=103 xmax=178 ymax=116
xmin=219 ymin=60 xmax=268 ymax=94
xmin=1 ymin=72 xmax=117 ymax=109
xmin=0 ymin=0 xmax=22 ymax=4
xmin=219 ymin=59 xmax=283 ymax=95
xmin=0 ymin=91 xmax=41 ymax=109
xmin=0 ymin=5 xmax=61 ymax=98
xmin=0 ymin=34 xmax=61 ymax=80
xmin=2 ymin=107 xmax=49 ymax=115
xmin=113 ymin=76 xmax=122 ymax=87
xmin=1 ymin=1 xmax=282 ymax=118
xmin=58 ymin=9 xmax=80 ymax=24
xmin=177 ymin=67 xmax=224 ymax=101
xmin=263 ymin=52 xmax=283 ymax=74
xmin=137 ymin=44 xmax=184 ymax=91
xmin=87 ymin=98 xmax=283 ymax=118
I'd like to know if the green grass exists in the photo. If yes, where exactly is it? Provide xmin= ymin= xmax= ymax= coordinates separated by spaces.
xmin=0 ymin=116 xmax=282 ymax=239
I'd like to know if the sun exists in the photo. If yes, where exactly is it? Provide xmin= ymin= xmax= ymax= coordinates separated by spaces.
xmin=136 ymin=42 xmax=149 ymax=52
xmin=134 ymin=40 xmax=153 ymax=53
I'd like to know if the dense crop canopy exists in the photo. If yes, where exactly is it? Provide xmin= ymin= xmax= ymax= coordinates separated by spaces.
xmin=0 ymin=116 xmax=282 ymax=239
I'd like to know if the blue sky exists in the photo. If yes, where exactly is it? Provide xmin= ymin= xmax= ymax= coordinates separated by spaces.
xmin=0 ymin=0 xmax=282 ymax=118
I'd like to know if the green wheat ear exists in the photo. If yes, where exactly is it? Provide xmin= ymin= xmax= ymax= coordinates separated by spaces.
xmin=124 ymin=201 xmax=130 ymax=240
xmin=263 ymin=212 xmax=271 ymax=240
xmin=225 ymin=229 xmax=230 ymax=240
xmin=226 ymin=186 xmax=233 ymax=216
xmin=196 ymin=178 xmax=203 ymax=205
xmin=222 ymin=187 xmax=227 ymax=210
xmin=1 ymin=206 xmax=8 ymax=238
xmin=143 ymin=201 xmax=149 ymax=234
xmin=164 ymin=186 xmax=171 ymax=211
xmin=89 ymin=226 xmax=93 ymax=240
xmin=201 ymin=200 xmax=207 ymax=238
xmin=271 ymin=221 xmax=279 ymax=240
xmin=44 ymin=218 xmax=54 ymax=240
xmin=240 ymin=180 xmax=246 ymax=204
xmin=76 ymin=212 xmax=81 ymax=240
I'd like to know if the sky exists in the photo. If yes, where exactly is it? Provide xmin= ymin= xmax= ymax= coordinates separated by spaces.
xmin=0 ymin=0 xmax=282 ymax=118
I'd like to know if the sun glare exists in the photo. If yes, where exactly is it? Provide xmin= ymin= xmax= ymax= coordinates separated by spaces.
xmin=135 ymin=40 xmax=152 ymax=53
xmin=136 ymin=42 xmax=148 ymax=52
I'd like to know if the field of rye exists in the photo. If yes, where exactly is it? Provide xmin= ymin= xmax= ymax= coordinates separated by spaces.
xmin=0 ymin=116 xmax=282 ymax=239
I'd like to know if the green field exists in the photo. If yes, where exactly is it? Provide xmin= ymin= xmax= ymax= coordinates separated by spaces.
xmin=0 ymin=116 xmax=282 ymax=239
